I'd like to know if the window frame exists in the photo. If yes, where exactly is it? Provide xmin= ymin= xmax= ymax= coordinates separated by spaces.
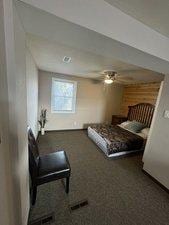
xmin=51 ymin=77 xmax=77 ymax=114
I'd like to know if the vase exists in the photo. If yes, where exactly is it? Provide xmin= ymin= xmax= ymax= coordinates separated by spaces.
xmin=41 ymin=128 xmax=45 ymax=135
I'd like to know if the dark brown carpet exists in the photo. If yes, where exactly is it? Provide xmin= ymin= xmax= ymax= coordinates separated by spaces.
xmin=29 ymin=130 xmax=169 ymax=225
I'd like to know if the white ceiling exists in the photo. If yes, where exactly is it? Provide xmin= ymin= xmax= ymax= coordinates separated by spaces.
xmin=27 ymin=34 xmax=164 ymax=83
xmin=18 ymin=0 xmax=169 ymax=64
xmin=105 ymin=0 xmax=169 ymax=38
xmin=15 ymin=1 xmax=164 ymax=84
xmin=16 ymin=1 xmax=169 ymax=75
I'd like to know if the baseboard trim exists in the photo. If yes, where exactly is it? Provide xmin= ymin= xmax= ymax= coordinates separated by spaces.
xmin=142 ymin=169 xmax=169 ymax=194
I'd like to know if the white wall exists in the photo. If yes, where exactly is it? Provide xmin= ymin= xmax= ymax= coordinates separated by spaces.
xmin=0 ymin=1 xmax=29 ymax=225
xmin=39 ymin=70 xmax=123 ymax=130
xmin=143 ymin=75 xmax=169 ymax=189
xmin=0 ymin=0 xmax=16 ymax=224
xmin=13 ymin=4 xmax=30 ymax=225
xmin=26 ymin=49 xmax=39 ymax=137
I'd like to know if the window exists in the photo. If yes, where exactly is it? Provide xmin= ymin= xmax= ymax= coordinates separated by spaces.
xmin=51 ymin=78 xmax=77 ymax=113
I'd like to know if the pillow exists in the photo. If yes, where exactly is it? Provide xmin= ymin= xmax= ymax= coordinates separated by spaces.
xmin=119 ymin=120 xmax=131 ymax=128
xmin=123 ymin=120 xmax=146 ymax=133
xmin=136 ymin=132 xmax=147 ymax=139
xmin=141 ymin=128 xmax=150 ymax=136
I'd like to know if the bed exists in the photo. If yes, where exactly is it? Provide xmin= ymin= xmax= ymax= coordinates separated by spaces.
xmin=88 ymin=103 xmax=154 ymax=158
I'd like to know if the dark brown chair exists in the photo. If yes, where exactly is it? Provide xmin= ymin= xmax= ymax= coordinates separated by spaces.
xmin=28 ymin=127 xmax=71 ymax=205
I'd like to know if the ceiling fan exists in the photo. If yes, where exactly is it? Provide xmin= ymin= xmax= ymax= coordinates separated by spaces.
xmin=95 ymin=70 xmax=134 ymax=85
xmin=104 ymin=71 xmax=116 ymax=84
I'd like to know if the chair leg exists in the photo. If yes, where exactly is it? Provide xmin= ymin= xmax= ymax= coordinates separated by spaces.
xmin=65 ymin=177 xmax=70 ymax=194
xmin=32 ymin=186 xmax=37 ymax=205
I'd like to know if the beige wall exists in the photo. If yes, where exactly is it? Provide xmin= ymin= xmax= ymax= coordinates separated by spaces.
xmin=13 ymin=5 xmax=30 ymax=225
xmin=0 ymin=1 xmax=30 ymax=225
xmin=143 ymin=76 xmax=169 ymax=189
xmin=0 ymin=0 xmax=15 ymax=224
xmin=38 ymin=70 xmax=124 ymax=130
xmin=26 ymin=49 xmax=39 ymax=137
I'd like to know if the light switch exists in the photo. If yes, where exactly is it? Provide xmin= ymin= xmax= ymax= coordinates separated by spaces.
xmin=164 ymin=110 xmax=169 ymax=118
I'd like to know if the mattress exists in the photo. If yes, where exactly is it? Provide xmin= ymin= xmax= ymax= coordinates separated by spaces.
xmin=88 ymin=125 xmax=144 ymax=158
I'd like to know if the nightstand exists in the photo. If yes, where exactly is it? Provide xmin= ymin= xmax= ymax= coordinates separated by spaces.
xmin=111 ymin=115 xmax=127 ymax=125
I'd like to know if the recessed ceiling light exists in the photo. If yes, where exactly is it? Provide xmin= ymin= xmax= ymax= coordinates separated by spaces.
xmin=63 ymin=56 xmax=72 ymax=63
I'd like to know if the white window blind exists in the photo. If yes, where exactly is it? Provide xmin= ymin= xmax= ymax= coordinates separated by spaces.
xmin=51 ymin=78 xmax=77 ymax=113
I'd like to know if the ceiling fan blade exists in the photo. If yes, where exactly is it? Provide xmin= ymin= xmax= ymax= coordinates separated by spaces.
xmin=91 ymin=79 xmax=103 ymax=84
xmin=116 ymin=75 xmax=134 ymax=81
xmin=114 ymin=79 xmax=135 ymax=85
xmin=97 ymin=75 xmax=105 ymax=80
xmin=91 ymin=76 xmax=104 ymax=84
xmin=114 ymin=80 xmax=125 ymax=84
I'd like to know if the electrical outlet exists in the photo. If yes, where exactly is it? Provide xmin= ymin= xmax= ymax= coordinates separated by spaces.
xmin=73 ymin=121 xmax=77 ymax=126
xmin=164 ymin=110 xmax=169 ymax=118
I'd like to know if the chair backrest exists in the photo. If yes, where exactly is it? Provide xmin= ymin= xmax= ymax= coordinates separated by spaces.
xmin=28 ymin=127 xmax=39 ymax=181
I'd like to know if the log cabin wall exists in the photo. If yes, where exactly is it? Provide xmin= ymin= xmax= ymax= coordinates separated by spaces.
xmin=120 ymin=82 xmax=161 ymax=116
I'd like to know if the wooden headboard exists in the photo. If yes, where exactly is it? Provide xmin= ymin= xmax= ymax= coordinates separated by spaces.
xmin=127 ymin=103 xmax=155 ymax=127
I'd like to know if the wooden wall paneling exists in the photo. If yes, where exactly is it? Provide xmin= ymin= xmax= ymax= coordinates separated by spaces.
xmin=120 ymin=82 xmax=161 ymax=116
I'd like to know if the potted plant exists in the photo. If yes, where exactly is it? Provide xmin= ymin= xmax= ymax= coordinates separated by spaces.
xmin=38 ymin=109 xmax=47 ymax=135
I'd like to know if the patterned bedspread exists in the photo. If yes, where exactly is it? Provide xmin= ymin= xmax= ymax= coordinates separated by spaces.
xmin=90 ymin=124 xmax=144 ymax=154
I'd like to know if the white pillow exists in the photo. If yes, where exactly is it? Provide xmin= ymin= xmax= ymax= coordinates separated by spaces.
xmin=141 ymin=128 xmax=150 ymax=136
xmin=119 ymin=120 xmax=131 ymax=128
xmin=137 ymin=132 xmax=147 ymax=139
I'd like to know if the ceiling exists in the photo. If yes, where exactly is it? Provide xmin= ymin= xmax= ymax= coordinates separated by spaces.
xmin=16 ymin=1 xmax=169 ymax=76
xmin=27 ymin=34 xmax=164 ymax=83
xmin=15 ymin=1 xmax=164 ymax=84
xmin=105 ymin=0 xmax=169 ymax=38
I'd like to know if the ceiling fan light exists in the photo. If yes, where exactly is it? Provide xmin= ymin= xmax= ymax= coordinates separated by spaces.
xmin=104 ymin=79 xmax=113 ymax=84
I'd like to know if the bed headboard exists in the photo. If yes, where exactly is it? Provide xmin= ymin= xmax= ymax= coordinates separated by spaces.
xmin=127 ymin=103 xmax=155 ymax=127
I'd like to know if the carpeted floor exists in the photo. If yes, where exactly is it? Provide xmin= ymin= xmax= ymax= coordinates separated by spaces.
xmin=29 ymin=130 xmax=169 ymax=225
